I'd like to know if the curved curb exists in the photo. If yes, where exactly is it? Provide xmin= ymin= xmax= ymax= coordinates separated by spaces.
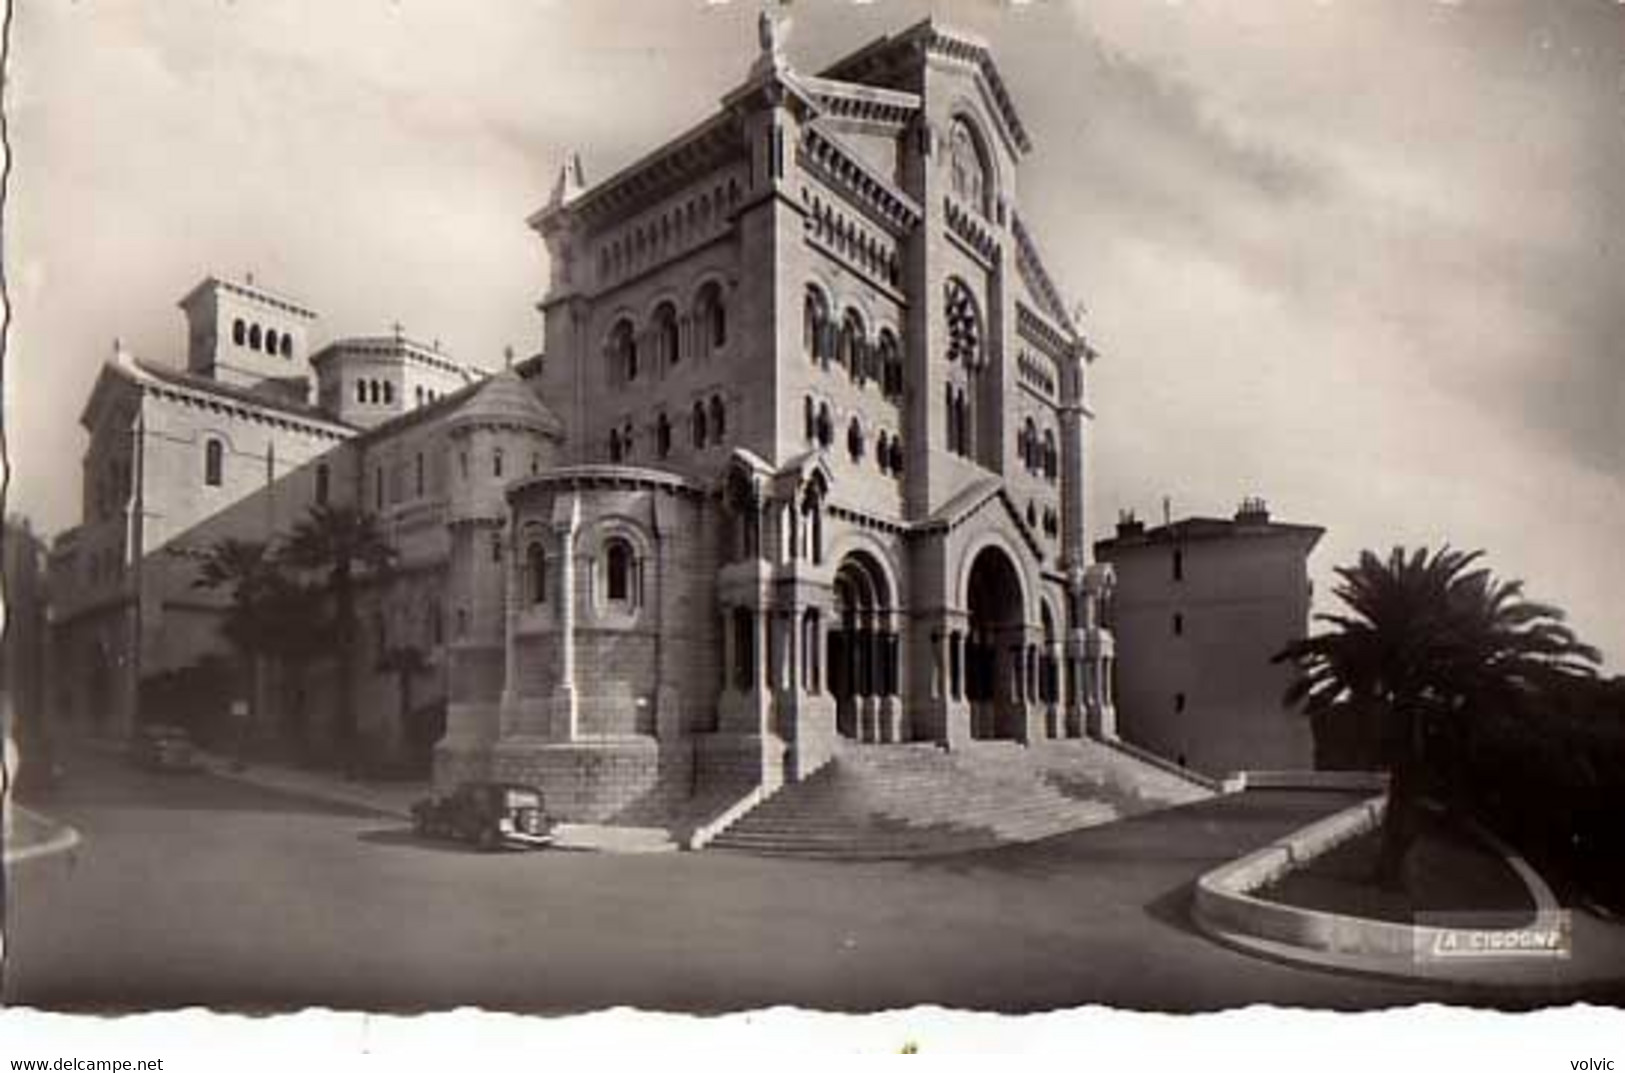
xmin=1192 ymin=795 xmax=1581 ymax=988
xmin=4 ymin=805 xmax=82 ymax=867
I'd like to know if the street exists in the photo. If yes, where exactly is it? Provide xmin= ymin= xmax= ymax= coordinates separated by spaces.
xmin=4 ymin=746 xmax=1601 ymax=1013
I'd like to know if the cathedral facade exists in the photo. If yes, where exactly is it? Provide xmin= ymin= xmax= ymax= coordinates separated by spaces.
xmin=48 ymin=19 xmax=1121 ymax=827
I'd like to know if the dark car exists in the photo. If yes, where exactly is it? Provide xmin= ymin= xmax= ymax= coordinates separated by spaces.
xmin=411 ymin=781 xmax=554 ymax=851
xmin=129 ymin=724 xmax=202 ymax=773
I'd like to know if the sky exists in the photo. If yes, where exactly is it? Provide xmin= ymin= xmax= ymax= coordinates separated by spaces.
xmin=5 ymin=0 xmax=1622 ymax=667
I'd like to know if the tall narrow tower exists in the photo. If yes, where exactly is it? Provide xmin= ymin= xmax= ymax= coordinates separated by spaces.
xmin=178 ymin=276 xmax=319 ymax=402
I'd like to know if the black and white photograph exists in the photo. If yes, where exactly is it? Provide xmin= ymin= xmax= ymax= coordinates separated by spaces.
xmin=2 ymin=0 xmax=1623 ymax=1061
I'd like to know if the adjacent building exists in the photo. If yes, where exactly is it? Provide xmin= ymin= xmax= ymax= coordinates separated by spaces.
xmin=1094 ymin=499 xmax=1323 ymax=777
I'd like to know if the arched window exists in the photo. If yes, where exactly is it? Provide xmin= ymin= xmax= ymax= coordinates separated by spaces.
xmin=315 ymin=463 xmax=330 ymax=505
xmin=249 ymin=324 xmax=263 ymax=351
xmin=1043 ymin=429 xmax=1058 ymax=482
xmin=1022 ymin=418 xmax=1038 ymax=472
xmin=692 ymin=401 xmax=708 ymax=448
xmin=696 ymin=281 xmax=726 ymax=350
xmin=281 ymin=334 xmax=294 ymax=358
xmin=609 ymin=429 xmax=623 ymax=463
xmin=654 ymin=302 xmax=679 ymax=368
xmin=493 ymin=447 xmax=504 ymax=478
xmin=847 ymin=417 xmax=865 ymax=462
xmin=609 ymin=319 xmax=638 ymax=384
xmin=949 ymin=115 xmax=992 ymax=217
xmin=203 ymin=438 xmax=224 ymax=487
xmin=416 ymin=386 xmax=425 ymax=407
xmin=888 ymin=437 xmax=904 ymax=475
xmin=877 ymin=330 xmax=902 ymax=398
xmin=710 ymin=395 xmax=726 ymax=441
xmin=656 ymin=412 xmax=672 ymax=458
xmin=527 ymin=542 xmax=546 ymax=605
xmin=369 ymin=380 xmax=380 ymax=404
xmin=265 ymin=329 xmax=280 ymax=355
xmin=383 ymin=381 xmax=394 ymax=405
xmin=605 ymin=539 xmax=634 ymax=603
xmin=840 ymin=310 xmax=866 ymax=379
xmin=355 ymin=380 xmax=366 ymax=404
xmin=875 ymin=432 xmax=890 ymax=474
xmin=232 ymin=319 xmax=246 ymax=346
xmin=804 ymin=396 xmax=817 ymax=443
xmin=816 ymin=402 xmax=834 ymax=448
xmin=804 ymin=286 xmax=831 ymax=363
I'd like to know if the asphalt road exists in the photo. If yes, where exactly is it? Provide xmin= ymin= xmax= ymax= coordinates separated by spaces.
xmin=5 ymin=746 xmax=1599 ymax=1013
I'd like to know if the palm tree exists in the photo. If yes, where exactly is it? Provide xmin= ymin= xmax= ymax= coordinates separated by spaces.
xmin=282 ymin=505 xmax=397 ymax=774
xmin=1274 ymin=546 xmax=1600 ymax=887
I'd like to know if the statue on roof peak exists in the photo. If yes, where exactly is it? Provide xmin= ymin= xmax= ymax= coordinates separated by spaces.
xmin=757 ymin=6 xmax=792 ymax=72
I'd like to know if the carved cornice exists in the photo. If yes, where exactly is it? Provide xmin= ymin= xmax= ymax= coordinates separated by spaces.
xmin=944 ymin=196 xmax=999 ymax=264
xmin=1016 ymin=302 xmax=1074 ymax=362
xmin=532 ymin=115 xmax=744 ymax=236
xmin=1012 ymin=214 xmax=1078 ymax=342
xmin=799 ymin=126 xmax=922 ymax=236
xmin=798 ymin=75 xmax=921 ymax=127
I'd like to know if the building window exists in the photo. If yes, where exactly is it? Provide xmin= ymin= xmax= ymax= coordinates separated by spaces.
xmin=657 ymin=413 xmax=672 ymax=458
xmin=203 ymin=438 xmax=224 ymax=487
xmin=315 ymin=463 xmax=330 ymax=506
xmin=876 ymin=432 xmax=890 ymax=474
xmin=696 ymin=281 xmax=726 ymax=350
xmin=383 ymin=381 xmax=394 ymax=405
xmin=266 ymin=329 xmax=280 ymax=356
xmin=605 ymin=539 xmax=633 ymax=603
xmin=1043 ymin=429 xmax=1058 ymax=482
xmin=493 ymin=447 xmax=504 ymax=478
xmin=491 ymin=533 xmax=503 ymax=563
xmin=1175 ymin=692 xmax=1187 ymax=713
xmin=710 ymin=395 xmax=726 ymax=441
xmin=878 ymin=330 xmax=902 ymax=398
xmin=416 ymin=386 xmax=425 ymax=407
xmin=281 ymin=334 xmax=294 ymax=358
xmin=1173 ymin=549 xmax=1184 ymax=581
xmin=654 ymin=302 xmax=679 ymax=368
xmin=375 ymin=467 xmax=384 ymax=510
xmin=415 ymin=453 xmax=425 ymax=497
xmin=889 ymin=437 xmax=904 ymax=476
xmin=232 ymin=319 xmax=246 ymax=346
xmin=531 ymin=452 xmax=541 ymax=475
xmin=527 ymin=542 xmax=546 ymax=605
xmin=839 ymin=310 xmax=866 ymax=380
xmin=692 ymin=401 xmax=708 ymax=448
xmin=609 ymin=319 xmax=638 ymax=384
xmin=1173 ymin=612 xmax=1184 ymax=637
xmin=455 ymin=608 xmax=468 ymax=638
xmin=459 ymin=451 xmax=469 ymax=480
xmin=609 ymin=429 xmax=623 ymax=463
xmin=249 ymin=324 xmax=263 ymax=351
xmin=804 ymin=285 xmax=832 ymax=364
xmin=948 ymin=115 xmax=991 ymax=217
xmin=816 ymin=402 xmax=833 ymax=449
xmin=430 ymin=600 xmax=444 ymax=646
xmin=847 ymin=417 xmax=865 ymax=462
xmin=944 ymin=278 xmax=982 ymax=367
xmin=356 ymin=380 xmax=366 ymax=404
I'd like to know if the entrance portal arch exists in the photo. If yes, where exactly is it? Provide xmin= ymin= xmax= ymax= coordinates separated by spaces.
xmin=965 ymin=544 xmax=1026 ymax=740
xmin=828 ymin=551 xmax=897 ymax=740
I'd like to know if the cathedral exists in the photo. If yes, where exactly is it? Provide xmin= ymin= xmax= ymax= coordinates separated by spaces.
xmin=48 ymin=17 xmax=1123 ymax=829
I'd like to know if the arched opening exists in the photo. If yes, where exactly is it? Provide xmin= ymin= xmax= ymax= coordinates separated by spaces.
xmin=249 ymin=324 xmax=263 ymax=351
xmin=695 ymin=281 xmax=726 ymax=352
xmin=656 ymin=412 xmax=672 ymax=458
xmin=605 ymin=538 xmax=634 ymax=604
xmin=266 ymin=329 xmax=280 ymax=356
xmin=828 ymin=552 xmax=897 ymax=741
xmin=203 ymin=438 xmax=224 ymax=487
xmin=965 ymin=545 xmax=1025 ymax=740
xmin=609 ymin=318 xmax=638 ymax=384
xmin=804 ymin=285 xmax=832 ymax=364
xmin=877 ymin=329 xmax=902 ymax=398
xmin=527 ymin=542 xmax=546 ymax=605
xmin=709 ymin=395 xmax=726 ymax=441
xmin=948 ymin=114 xmax=994 ymax=218
xmin=281 ymin=334 xmax=294 ymax=358
xmin=232 ymin=319 xmax=246 ymax=346
xmin=692 ymin=401 xmax=708 ymax=448
xmin=653 ymin=302 xmax=680 ymax=368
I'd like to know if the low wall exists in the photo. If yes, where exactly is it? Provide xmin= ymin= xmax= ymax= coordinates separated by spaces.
xmin=1192 ymin=795 xmax=1566 ymax=982
xmin=1231 ymin=770 xmax=1388 ymax=792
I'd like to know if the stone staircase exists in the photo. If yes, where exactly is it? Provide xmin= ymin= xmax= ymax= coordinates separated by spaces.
xmin=704 ymin=738 xmax=1213 ymax=859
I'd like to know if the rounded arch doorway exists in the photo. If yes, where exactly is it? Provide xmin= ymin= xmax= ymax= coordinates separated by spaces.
xmin=965 ymin=544 xmax=1026 ymax=740
xmin=828 ymin=552 xmax=898 ymax=741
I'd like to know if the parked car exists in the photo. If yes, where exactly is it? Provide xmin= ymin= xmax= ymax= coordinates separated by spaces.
xmin=130 ymin=724 xmax=202 ymax=773
xmin=411 ymin=781 xmax=553 ymax=851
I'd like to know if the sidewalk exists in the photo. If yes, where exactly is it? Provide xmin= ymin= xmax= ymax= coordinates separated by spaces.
xmin=203 ymin=752 xmax=678 ymax=853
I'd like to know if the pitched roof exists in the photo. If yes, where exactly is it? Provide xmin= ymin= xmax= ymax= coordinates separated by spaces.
xmin=446 ymin=367 xmax=563 ymax=437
